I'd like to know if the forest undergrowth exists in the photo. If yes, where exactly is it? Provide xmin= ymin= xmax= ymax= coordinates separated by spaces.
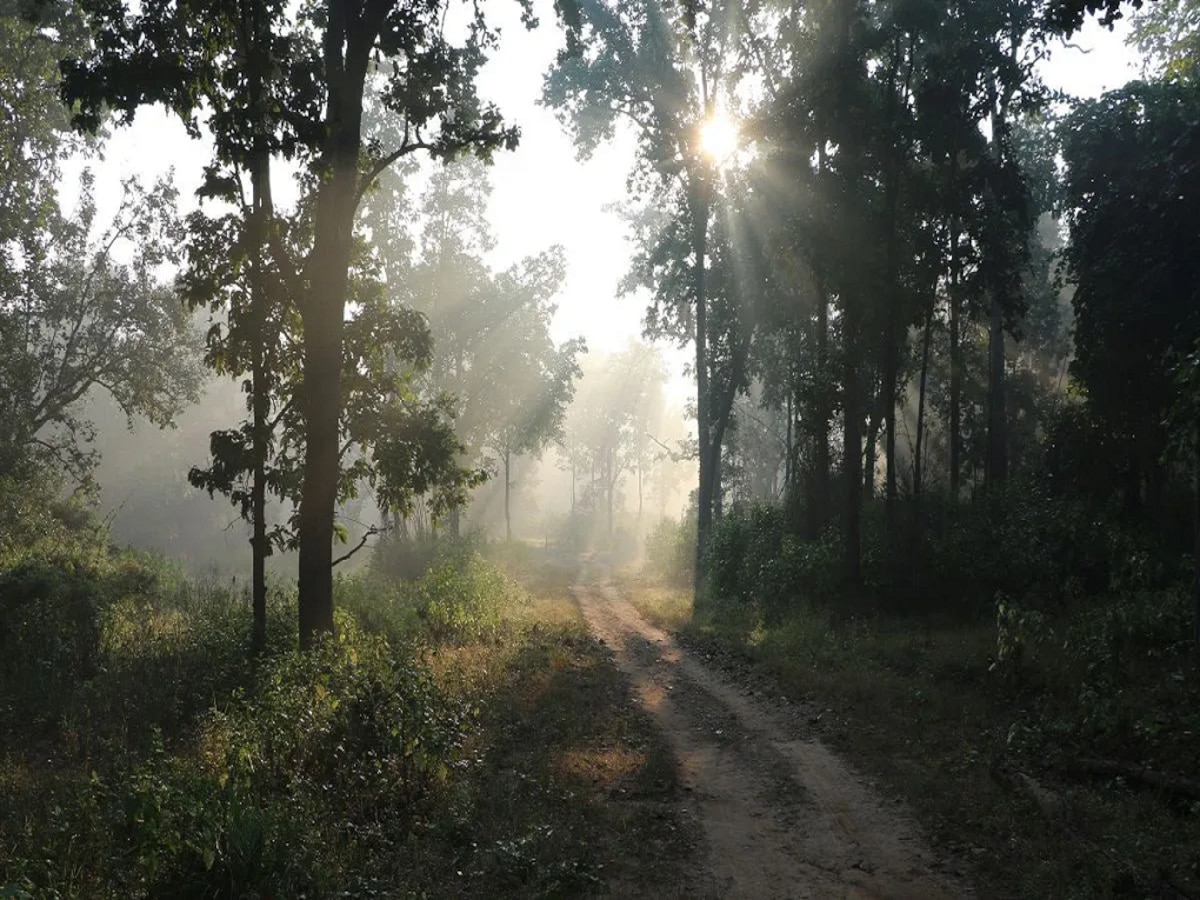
xmin=0 ymin=490 xmax=693 ymax=898
xmin=633 ymin=494 xmax=1200 ymax=900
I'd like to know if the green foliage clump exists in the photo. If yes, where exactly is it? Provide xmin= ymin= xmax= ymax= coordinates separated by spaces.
xmin=3 ymin=607 xmax=468 ymax=897
xmin=644 ymin=514 xmax=696 ymax=588
xmin=412 ymin=549 xmax=520 ymax=643
xmin=701 ymin=485 xmax=1159 ymax=624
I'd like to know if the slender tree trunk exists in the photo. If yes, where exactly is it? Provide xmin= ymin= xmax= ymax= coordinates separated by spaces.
xmin=637 ymin=460 xmax=643 ymax=526
xmin=247 ymin=62 xmax=270 ymax=653
xmin=881 ymin=34 xmax=910 ymax=528
xmin=984 ymin=89 xmax=1013 ymax=493
xmin=250 ymin=240 xmax=268 ymax=654
xmin=607 ymin=461 xmax=614 ymax=536
xmin=913 ymin=295 xmax=934 ymax=502
xmin=784 ymin=388 xmax=793 ymax=496
xmin=691 ymin=174 xmax=713 ymax=595
xmin=504 ymin=446 xmax=512 ymax=542
xmin=297 ymin=54 xmax=365 ymax=648
xmin=864 ymin=385 xmax=881 ymax=500
xmin=844 ymin=326 xmax=863 ymax=588
xmin=812 ymin=275 xmax=832 ymax=539
xmin=949 ymin=218 xmax=962 ymax=501
xmin=986 ymin=289 xmax=1007 ymax=490
xmin=1193 ymin=424 xmax=1199 ymax=651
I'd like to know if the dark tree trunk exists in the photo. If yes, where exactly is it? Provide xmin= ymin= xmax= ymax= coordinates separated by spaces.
xmin=949 ymin=220 xmax=962 ymax=501
xmin=811 ymin=276 xmax=832 ymax=539
xmin=1194 ymin=425 xmax=1199 ymax=651
xmin=692 ymin=174 xmax=714 ymax=595
xmin=986 ymin=290 xmax=1007 ymax=490
xmin=250 ymin=233 xmax=268 ymax=654
xmin=914 ymin=295 xmax=935 ymax=502
xmin=881 ymin=34 xmax=909 ymax=528
xmin=844 ymin=341 xmax=863 ymax=588
xmin=297 ymin=32 xmax=367 ymax=649
xmin=298 ymin=275 xmax=346 ymax=648
xmin=247 ymin=72 xmax=270 ymax=653
xmin=784 ymin=388 xmax=793 ymax=496
xmin=864 ymin=384 xmax=881 ymax=500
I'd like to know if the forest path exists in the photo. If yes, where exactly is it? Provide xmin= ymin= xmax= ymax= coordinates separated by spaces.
xmin=569 ymin=555 xmax=971 ymax=900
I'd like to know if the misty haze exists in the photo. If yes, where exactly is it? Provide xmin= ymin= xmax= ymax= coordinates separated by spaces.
xmin=3 ymin=0 xmax=1199 ymax=897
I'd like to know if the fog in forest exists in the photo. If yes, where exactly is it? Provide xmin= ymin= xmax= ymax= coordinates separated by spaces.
xmin=9 ymin=0 xmax=1200 ymax=895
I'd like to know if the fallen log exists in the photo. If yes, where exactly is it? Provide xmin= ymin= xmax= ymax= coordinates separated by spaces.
xmin=1067 ymin=758 xmax=1200 ymax=803
xmin=989 ymin=757 xmax=1069 ymax=821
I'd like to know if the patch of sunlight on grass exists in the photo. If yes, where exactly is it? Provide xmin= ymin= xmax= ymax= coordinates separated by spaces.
xmin=513 ymin=593 xmax=582 ymax=630
xmin=626 ymin=582 xmax=694 ymax=631
xmin=0 ymin=754 xmax=37 ymax=793
xmin=554 ymin=746 xmax=648 ymax=789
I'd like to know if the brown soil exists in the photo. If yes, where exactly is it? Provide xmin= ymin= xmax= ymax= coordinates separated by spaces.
xmin=570 ymin=555 xmax=973 ymax=900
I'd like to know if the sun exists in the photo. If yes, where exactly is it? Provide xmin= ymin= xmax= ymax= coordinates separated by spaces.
xmin=699 ymin=111 xmax=739 ymax=163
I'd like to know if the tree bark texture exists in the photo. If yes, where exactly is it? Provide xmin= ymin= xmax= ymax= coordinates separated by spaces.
xmin=297 ymin=17 xmax=369 ymax=649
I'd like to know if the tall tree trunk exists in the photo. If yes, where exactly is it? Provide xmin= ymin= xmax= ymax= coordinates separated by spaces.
xmin=913 ymin=294 xmax=935 ymax=502
xmin=864 ymin=384 xmax=881 ymax=500
xmin=811 ymin=274 xmax=832 ymax=539
xmin=504 ymin=445 xmax=512 ymax=542
xmin=881 ymin=33 xmax=910 ymax=529
xmin=843 ymin=327 xmax=863 ymax=588
xmin=949 ymin=217 xmax=962 ymax=501
xmin=298 ymin=266 xmax=347 ymax=648
xmin=986 ymin=289 xmax=1007 ymax=490
xmin=297 ymin=48 xmax=366 ymax=649
xmin=249 ymin=203 xmax=268 ymax=653
xmin=606 ymin=449 xmax=614 ymax=536
xmin=246 ymin=17 xmax=271 ymax=654
xmin=691 ymin=173 xmax=713 ymax=595
xmin=784 ymin=387 xmax=793 ymax=497
xmin=637 ymin=458 xmax=643 ymax=526
xmin=1193 ymin=424 xmax=1199 ymax=651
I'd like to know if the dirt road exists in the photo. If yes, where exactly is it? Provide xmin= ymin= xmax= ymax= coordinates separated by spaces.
xmin=570 ymin=557 xmax=971 ymax=900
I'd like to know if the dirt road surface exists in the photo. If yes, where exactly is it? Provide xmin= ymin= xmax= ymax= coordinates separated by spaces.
xmin=570 ymin=556 xmax=972 ymax=900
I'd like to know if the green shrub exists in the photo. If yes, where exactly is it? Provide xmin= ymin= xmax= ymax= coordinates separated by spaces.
xmin=370 ymin=530 xmax=446 ymax=581
xmin=414 ymin=549 xmax=518 ymax=643
xmin=644 ymin=514 xmax=696 ymax=587
xmin=3 ymin=613 xmax=469 ymax=897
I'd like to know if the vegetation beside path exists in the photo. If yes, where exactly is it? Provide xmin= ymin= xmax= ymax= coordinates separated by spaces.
xmin=632 ymin=511 xmax=1200 ymax=900
xmin=1 ymin=514 xmax=694 ymax=898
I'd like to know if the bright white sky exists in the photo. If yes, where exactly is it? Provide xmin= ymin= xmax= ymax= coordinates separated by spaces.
xmin=80 ymin=2 xmax=1140 ymax=409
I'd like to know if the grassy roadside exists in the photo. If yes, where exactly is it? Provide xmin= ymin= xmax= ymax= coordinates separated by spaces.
xmin=1 ymin=543 xmax=696 ymax=898
xmin=618 ymin=569 xmax=1200 ymax=900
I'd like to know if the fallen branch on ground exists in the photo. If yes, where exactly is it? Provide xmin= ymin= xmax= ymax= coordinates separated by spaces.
xmin=1065 ymin=758 xmax=1200 ymax=803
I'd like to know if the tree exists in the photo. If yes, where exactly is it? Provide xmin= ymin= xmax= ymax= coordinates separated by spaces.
xmin=1046 ymin=0 xmax=1156 ymax=32
xmin=563 ymin=342 xmax=666 ymax=537
xmin=65 ymin=0 xmax=528 ymax=647
xmin=397 ymin=161 xmax=584 ymax=541
xmin=0 ymin=3 xmax=201 ymax=485
xmin=1130 ymin=0 xmax=1200 ymax=78
xmin=545 ymin=0 xmax=746 ymax=593
xmin=1060 ymin=78 xmax=1200 ymax=514
xmin=475 ymin=259 xmax=584 ymax=542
